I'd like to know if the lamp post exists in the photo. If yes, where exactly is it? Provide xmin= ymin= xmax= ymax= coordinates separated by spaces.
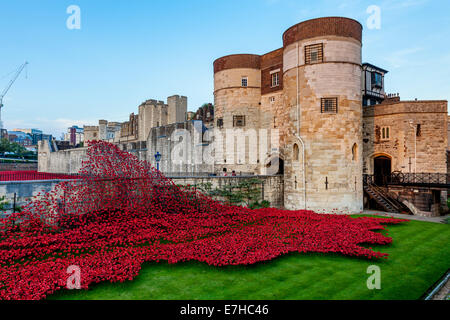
xmin=154 ymin=151 xmax=162 ymax=171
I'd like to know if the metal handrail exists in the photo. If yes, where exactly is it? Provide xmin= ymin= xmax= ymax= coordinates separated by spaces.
xmin=368 ymin=183 xmax=403 ymax=212
xmin=364 ymin=173 xmax=450 ymax=187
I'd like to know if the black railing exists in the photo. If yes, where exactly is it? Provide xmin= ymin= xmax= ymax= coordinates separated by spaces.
xmin=364 ymin=173 xmax=450 ymax=188
xmin=363 ymin=174 xmax=375 ymax=186
xmin=389 ymin=172 xmax=450 ymax=187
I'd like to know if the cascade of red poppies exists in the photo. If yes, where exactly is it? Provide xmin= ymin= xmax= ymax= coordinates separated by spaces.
xmin=0 ymin=141 xmax=406 ymax=300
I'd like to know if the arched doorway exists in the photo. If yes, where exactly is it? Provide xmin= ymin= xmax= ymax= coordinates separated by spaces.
xmin=374 ymin=156 xmax=391 ymax=185
xmin=265 ymin=157 xmax=284 ymax=175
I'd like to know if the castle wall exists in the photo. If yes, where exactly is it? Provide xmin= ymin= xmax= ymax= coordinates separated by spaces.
xmin=447 ymin=115 xmax=450 ymax=150
xmin=0 ymin=175 xmax=284 ymax=215
xmin=138 ymin=100 xmax=166 ymax=143
xmin=260 ymin=49 xmax=287 ymax=148
xmin=147 ymin=121 xmax=213 ymax=174
xmin=83 ymin=125 xmax=99 ymax=142
xmin=38 ymin=140 xmax=87 ymax=174
xmin=362 ymin=100 xmax=448 ymax=174
xmin=170 ymin=175 xmax=284 ymax=208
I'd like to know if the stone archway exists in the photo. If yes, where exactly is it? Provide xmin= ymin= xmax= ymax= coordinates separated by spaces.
xmin=265 ymin=155 xmax=284 ymax=175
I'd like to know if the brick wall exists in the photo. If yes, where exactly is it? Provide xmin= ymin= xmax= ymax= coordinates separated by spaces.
xmin=214 ymin=54 xmax=261 ymax=73
xmin=261 ymin=48 xmax=283 ymax=95
xmin=283 ymin=17 xmax=362 ymax=47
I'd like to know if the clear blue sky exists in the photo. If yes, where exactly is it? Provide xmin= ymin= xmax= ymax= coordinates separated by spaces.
xmin=1 ymin=0 xmax=449 ymax=137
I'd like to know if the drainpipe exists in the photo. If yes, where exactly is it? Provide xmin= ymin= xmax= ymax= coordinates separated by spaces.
xmin=409 ymin=120 xmax=417 ymax=173
xmin=294 ymin=42 xmax=307 ymax=210
xmin=294 ymin=133 xmax=306 ymax=209
xmin=297 ymin=43 xmax=300 ymax=131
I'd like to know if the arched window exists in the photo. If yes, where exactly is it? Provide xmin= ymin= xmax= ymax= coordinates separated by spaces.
xmin=293 ymin=144 xmax=300 ymax=161
xmin=352 ymin=143 xmax=358 ymax=161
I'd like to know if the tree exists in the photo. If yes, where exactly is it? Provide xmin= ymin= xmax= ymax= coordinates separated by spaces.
xmin=0 ymin=138 xmax=30 ymax=156
xmin=0 ymin=195 xmax=9 ymax=211
xmin=0 ymin=138 xmax=11 ymax=152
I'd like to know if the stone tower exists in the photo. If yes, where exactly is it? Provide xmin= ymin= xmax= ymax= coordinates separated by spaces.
xmin=282 ymin=17 xmax=363 ymax=213
xmin=167 ymin=95 xmax=188 ymax=124
xmin=213 ymin=54 xmax=262 ymax=173
xmin=212 ymin=17 xmax=364 ymax=213
xmin=98 ymin=120 xmax=108 ymax=141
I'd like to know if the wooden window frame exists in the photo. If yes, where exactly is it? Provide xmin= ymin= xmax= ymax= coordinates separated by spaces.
xmin=271 ymin=72 xmax=280 ymax=87
xmin=321 ymin=97 xmax=338 ymax=114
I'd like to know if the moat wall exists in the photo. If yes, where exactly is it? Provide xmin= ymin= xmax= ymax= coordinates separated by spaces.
xmin=0 ymin=175 xmax=284 ymax=211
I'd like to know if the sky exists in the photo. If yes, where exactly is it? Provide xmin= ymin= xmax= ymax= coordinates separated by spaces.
xmin=0 ymin=0 xmax=449 ymax=137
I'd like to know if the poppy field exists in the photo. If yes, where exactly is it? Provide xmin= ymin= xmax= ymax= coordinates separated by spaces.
xmin=0 ymin=141 xmax=409 ymax=300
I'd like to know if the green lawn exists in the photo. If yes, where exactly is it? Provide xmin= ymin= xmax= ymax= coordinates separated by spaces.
xmin=48 ymin=215 xmax=450 ymax=300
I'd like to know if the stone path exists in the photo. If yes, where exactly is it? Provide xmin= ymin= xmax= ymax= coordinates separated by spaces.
xmin=431 ymin=277 xmax=450 ymax=300
xmin=363 ymin=210 xmax=450 ymax=224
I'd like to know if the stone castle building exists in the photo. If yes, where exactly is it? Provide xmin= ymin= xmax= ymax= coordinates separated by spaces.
xmin=83 ymin=95 xmax=187 ymax=151
xmin=212 ymin=17 xmax=447 ymax=214
xmin=38 ymin=17 xmax=448 ymax=216
xmin=214 ymin=17 xmax=365 ymax=213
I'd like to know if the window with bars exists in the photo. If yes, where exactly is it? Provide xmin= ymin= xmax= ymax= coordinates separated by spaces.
xmin=321 ymin=97 xmax=338 ymax=113
xmin=241 ymin=77 xmax=248 ymax=87
xmin=305 ymin=43 xmax=323 ymax=64
xmin=271 ymin=72 xmax=280 ymax=87
xmin=217 ymin=118 xmax=223 ymax=128
xmin=233 ymin=115 xmax=246 ymax=127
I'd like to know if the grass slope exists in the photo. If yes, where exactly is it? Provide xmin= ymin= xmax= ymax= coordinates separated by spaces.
xmin=49 ymin=216 xmax=450 ymax=300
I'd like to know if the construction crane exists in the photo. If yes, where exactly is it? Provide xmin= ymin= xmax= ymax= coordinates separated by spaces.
xmin=0 ymin=61 xmax=29 ymax=130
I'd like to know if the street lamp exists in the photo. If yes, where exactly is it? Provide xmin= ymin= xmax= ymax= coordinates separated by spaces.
xmin=154 ymin=151 xmax=162 ymax=171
